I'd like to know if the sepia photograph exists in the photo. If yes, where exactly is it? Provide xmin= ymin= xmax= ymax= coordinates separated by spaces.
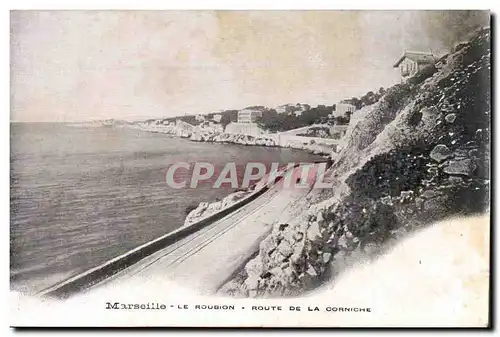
xmin=9 ymin=9 xmax=491 ymax=327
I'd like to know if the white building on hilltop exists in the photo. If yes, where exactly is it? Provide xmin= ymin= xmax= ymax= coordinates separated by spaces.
xmin=237 ymin=109 xmax=263 ymax=123
xmin=393 ymin=51 xmax=438 ymax=82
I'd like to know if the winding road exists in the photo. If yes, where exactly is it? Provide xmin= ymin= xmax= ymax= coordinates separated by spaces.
xmin=85 ymin=165 xmax=315 ymax=295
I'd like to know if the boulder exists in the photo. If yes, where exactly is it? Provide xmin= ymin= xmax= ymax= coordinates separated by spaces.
xmin=293 ymin=232 xmax=304 ymax=242
xmin=337 ymin=235 xmax=349 ymax=249
xmin=443 ymin=158 xmax=476 ymax=176
xmin=306 ymin=221 xmax=322 ymax=241
xmin=245 ymin=258 xmax=264 ymax=277
xmin=468 ymin=149 xmax=479 ymax=158
xmin=244 ymin=276 xmax=260 ymax=290
xmin=277 ymin=240 xmax=293 ymax=258
xmin=306 ymin=264 xmax=317 ymax=276
xmin=445 ymin=113 xmax=457 ymax=123
xmin=290 ymin=243 xmax=305 ymax=263
xmin=322 ymin=252 xmax=332 ymax=263
xmin=448 ymin=176 xmax=463 ymax=184
xmin=430 ymin=144 xmax=453 ymax=163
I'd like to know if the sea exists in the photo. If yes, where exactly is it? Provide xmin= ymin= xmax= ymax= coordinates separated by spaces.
xmin=10 ymin=123 xmax=324 ymax=293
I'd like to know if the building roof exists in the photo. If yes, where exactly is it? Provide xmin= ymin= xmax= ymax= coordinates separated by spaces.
xmin=393 ymin=51 xmax=438 ymax=68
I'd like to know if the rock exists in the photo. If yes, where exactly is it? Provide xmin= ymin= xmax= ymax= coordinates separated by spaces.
xmin=306 ymin=264 xmax=317 ymax=276
xmin=430 ymin=144 xmax=453 ymax=163
xmin=248 ymin=290 xmax=258 ymax=298
xmin=322 ymin=252 xmax=332 ymax=263
xmin=400 ymin=190 xmax=414 ymax=202
xmin=317 ymin=211 xmax=325 ymax=223
xmin=260 ymin=271 xmax=272 ymax=279
xmin=244 ymin=276 xmax=260 ymax=290
xmin=443 ymin=158 xmax=476 ymax=176
xmin=290 ymin=242 xmax=305 ymax=263
xmin=363 ymin=243 xmax=378 ymax=255
xmin=423 ymin=195 xmax=449 ymax=215
xmin=345 ymin=230 xmax=354 ymax=239
xmin=245 ymin=258 xmax=264 ymax=277
xmin=184 ymin=190 xmax=251 ymax=226
xmin=294 ymin=232 xmax=304 ymax=242
xmin=415 ymin=197 xmax=425 ymax=209
xmin=408 ymin=110 xmax=423 ymax=126
xmin=278 ymin=223 xmax=289 ymax=231
xmin=448 ymin=176 xmax=463 ymax=184
xmin=277 ymin=240 xmax=293 ymax=258
xmin=421 ymin=106 xmax=439 ymax=116
xmin=468 ymin=149 xmax=479 ymax=158
xmin=270 ymin=267 xmax=283 ymax=277
xmin=337 ymin=235 xmax=349 ymax=249
xmin=307 ymin=221 xmax=322 ymax=241
xmin=283 ymin=267 xmax=294 ymax=278
xmin=381 ymin=195 xmax=393 ymax=205
xmin=445 ymin=113 xmax=457 ymax=123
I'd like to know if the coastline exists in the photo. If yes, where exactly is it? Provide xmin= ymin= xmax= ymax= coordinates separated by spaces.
xmin=65 ymin=121 xmax=331 ymax=228
xmin=126 ymin=123 xmax=335 ymax=226
xmin=95 ymin=122 xmax=338 ymax=157
xmin=89 ymin=123 xmax=336 ymax=226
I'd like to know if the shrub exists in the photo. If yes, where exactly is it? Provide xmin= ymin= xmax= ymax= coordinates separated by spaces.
xmin=346 ymin=147 xmax=429 ymax=199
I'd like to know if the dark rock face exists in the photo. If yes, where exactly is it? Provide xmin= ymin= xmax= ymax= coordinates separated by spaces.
xmin=222 ymin=28 xmax=490 ymax=298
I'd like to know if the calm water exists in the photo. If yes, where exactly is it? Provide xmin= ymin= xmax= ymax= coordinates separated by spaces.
xmin=10 ymin=123 xmax=323 ymax=293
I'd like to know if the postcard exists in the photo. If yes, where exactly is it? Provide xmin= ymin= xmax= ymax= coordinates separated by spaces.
xmin=10 ymin=10 xmax=491 ymax=327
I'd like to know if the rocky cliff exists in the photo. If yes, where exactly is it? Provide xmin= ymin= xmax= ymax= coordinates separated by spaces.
xmin=220 ymin=27 xmax=490 ymax=298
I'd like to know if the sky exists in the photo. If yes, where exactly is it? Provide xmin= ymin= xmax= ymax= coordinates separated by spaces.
xmin=10 ymin=10 xmax=489 ymax=122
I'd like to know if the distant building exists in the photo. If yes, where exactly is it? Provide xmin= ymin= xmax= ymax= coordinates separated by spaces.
xmin=393 ymin=51 xmax=437 ymax=82
xmin=212 ymin=114 xmax=222 ymax=123
xmin=333 ymin=103 xmax=356 ymax=118
xmin=195 ymin=114 xmax=206 ymax=122
xmin=237 ymin=109 xmax=263 ymax=123
xmin=275 ymin=105 xmax=288 ymax=114
xmin=275 ymin=103 xmax=311 ymax=115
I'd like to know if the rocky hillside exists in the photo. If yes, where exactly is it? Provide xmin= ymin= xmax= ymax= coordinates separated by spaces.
xmin=220 ymin=27 xmax=490 ymax=298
